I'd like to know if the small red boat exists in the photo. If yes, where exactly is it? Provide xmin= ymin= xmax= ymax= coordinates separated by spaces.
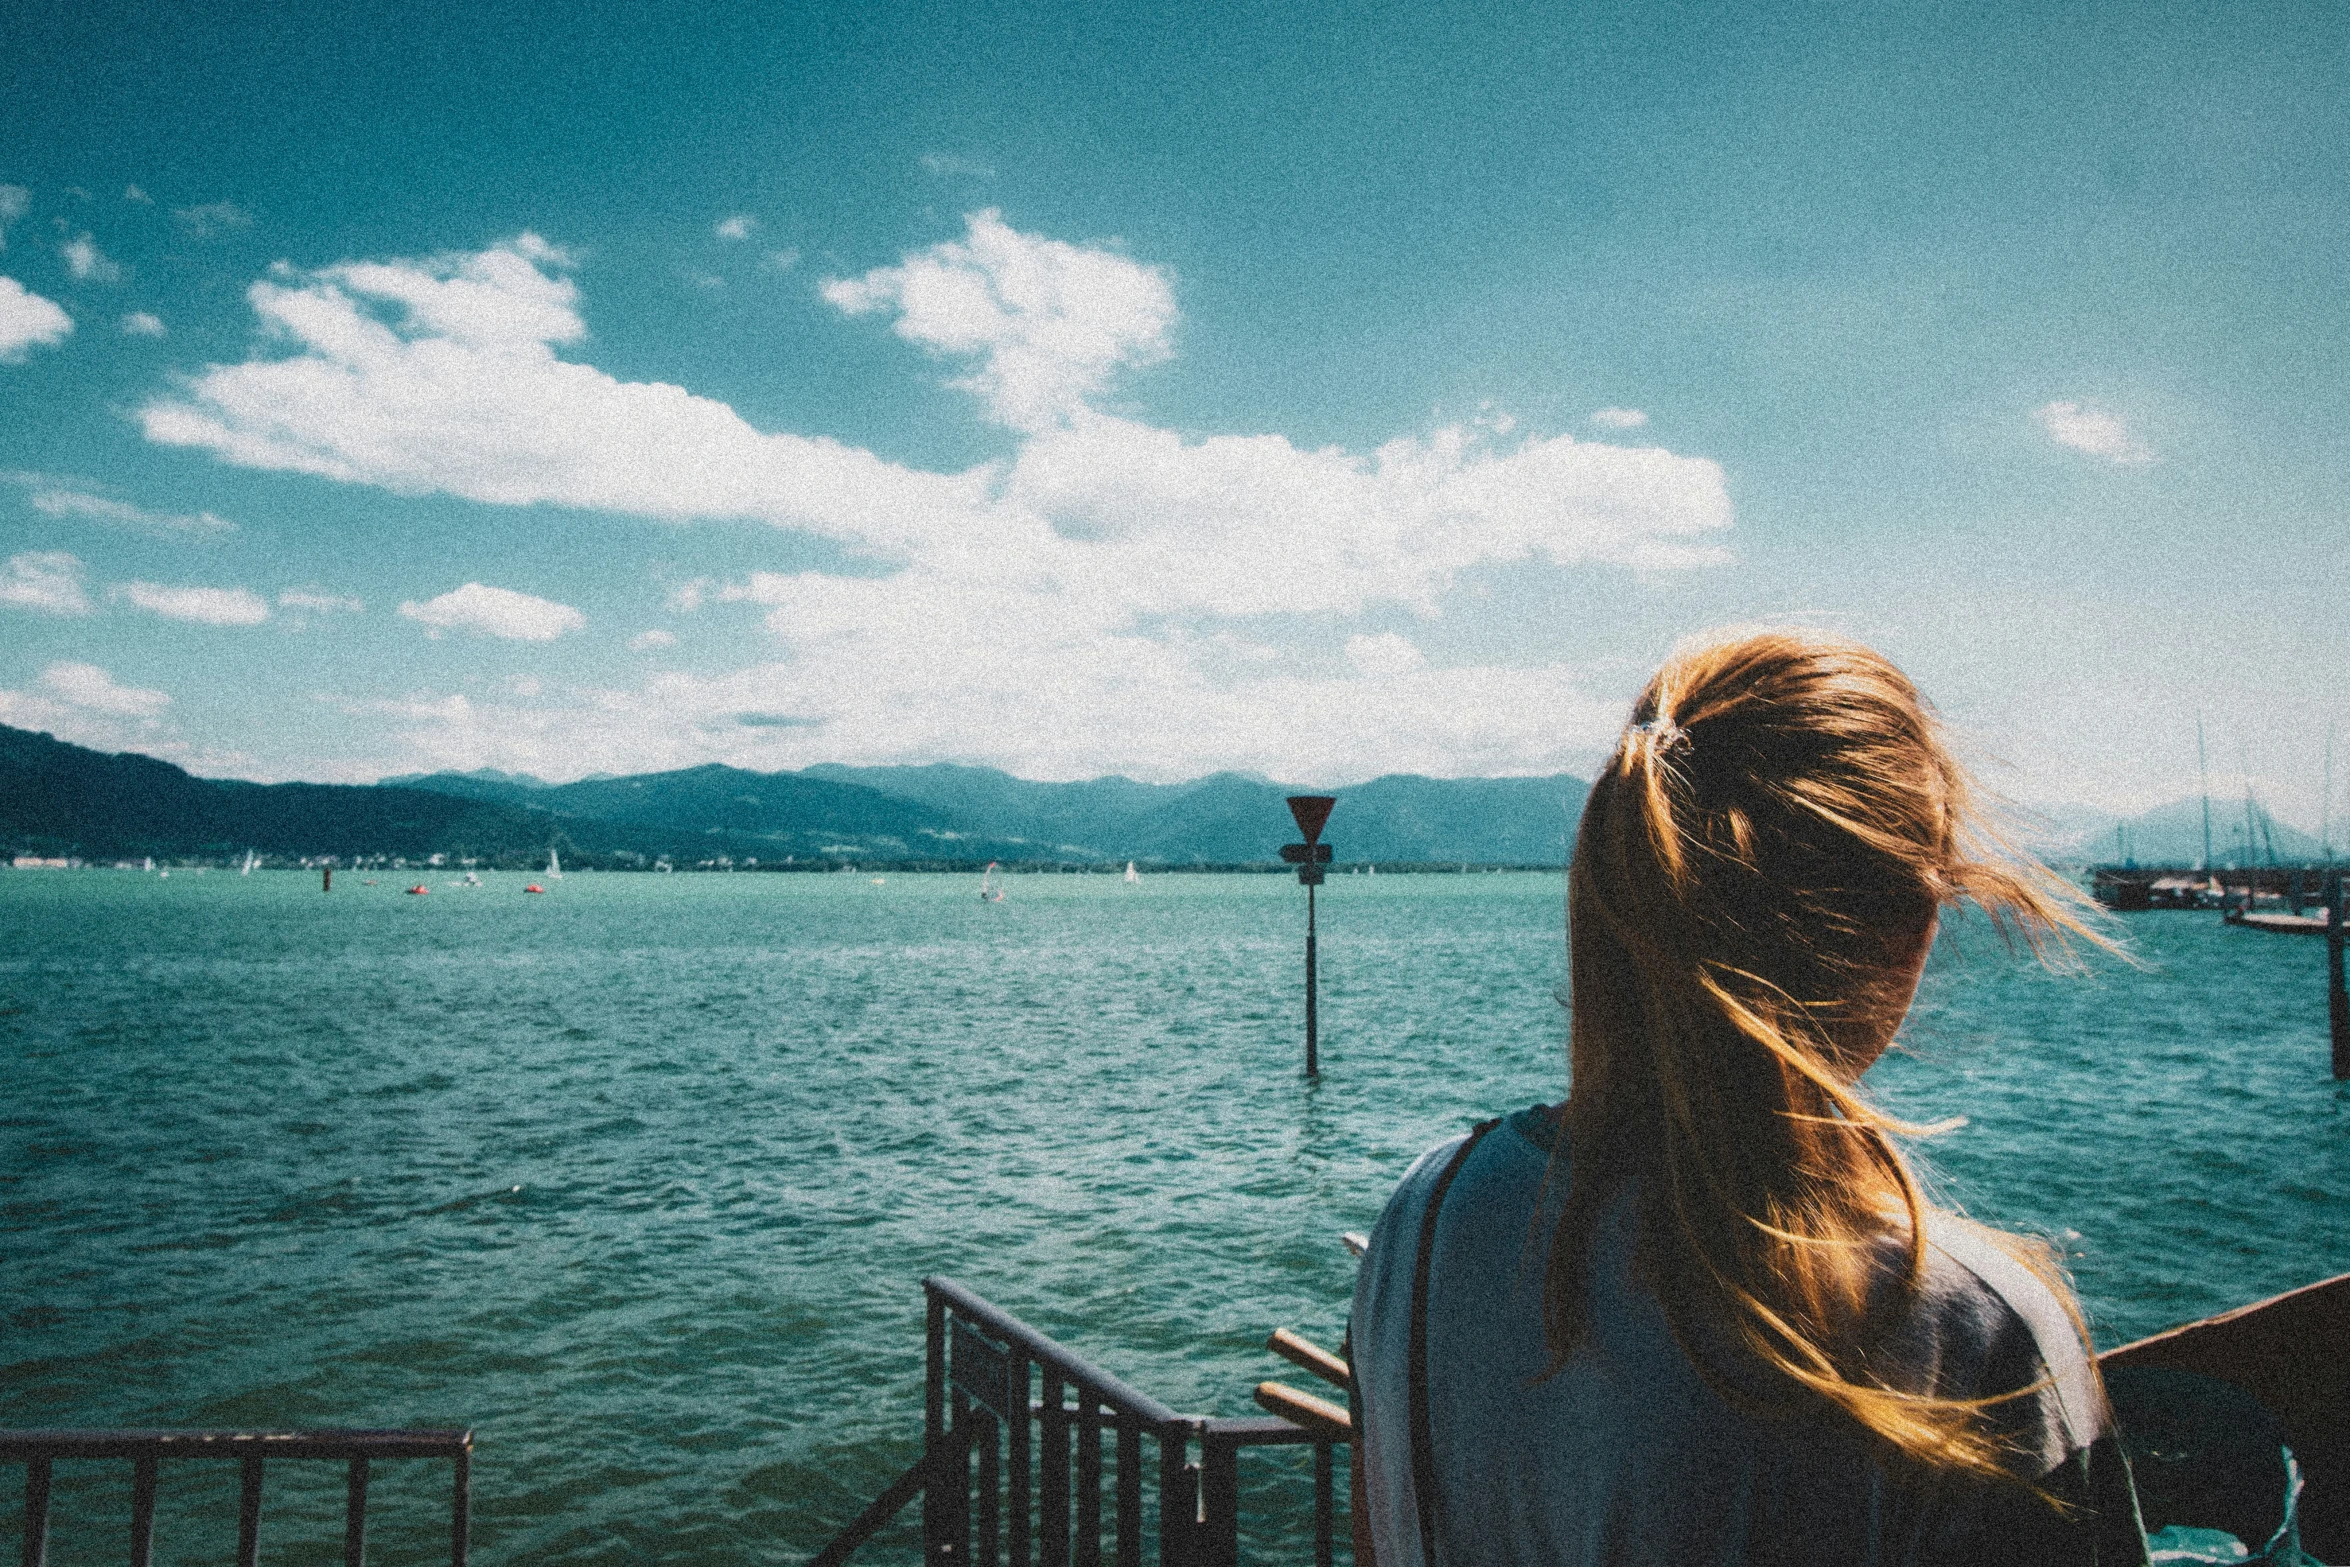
xmin=525 ymin=884 xmax=545 ymax=894
xmin=405 ymin=884 xmax=429 ymax=895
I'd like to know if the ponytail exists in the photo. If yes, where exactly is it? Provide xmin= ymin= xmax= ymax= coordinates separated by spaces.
xmin=1544 ymin=628 xmax=2114 ymax=1485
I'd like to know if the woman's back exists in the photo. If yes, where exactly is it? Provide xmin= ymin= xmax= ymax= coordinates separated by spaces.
xmin=1353 ymin=1108 xmax=2140 ymax=1566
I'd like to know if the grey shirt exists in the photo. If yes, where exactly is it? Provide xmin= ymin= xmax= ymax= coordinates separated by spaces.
xmin=1352 ymin=1106 xmax=2146 ymax=1567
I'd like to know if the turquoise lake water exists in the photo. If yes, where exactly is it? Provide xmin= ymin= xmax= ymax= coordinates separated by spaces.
xmin=2 ymin=869 xmax=2345 ymax=1563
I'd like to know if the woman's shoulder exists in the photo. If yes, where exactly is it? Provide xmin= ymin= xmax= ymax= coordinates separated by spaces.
xmin=1359 ymin=1107 xmax=1560 ymax=1278
xmin=1915 ymin=1211 xmax=2107 ymax=1463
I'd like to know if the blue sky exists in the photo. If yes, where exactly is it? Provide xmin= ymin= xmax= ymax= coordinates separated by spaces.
xmin=1 ymin=0 xmax=2344 ymax=829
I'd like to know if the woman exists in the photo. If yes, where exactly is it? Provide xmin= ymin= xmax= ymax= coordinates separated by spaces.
xmin=1351 ymin=629 xmax=2144 ymax=1566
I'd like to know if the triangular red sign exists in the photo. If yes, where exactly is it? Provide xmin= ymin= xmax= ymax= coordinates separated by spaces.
xmin=1286 ymin=795 xmax=1336 ymax=844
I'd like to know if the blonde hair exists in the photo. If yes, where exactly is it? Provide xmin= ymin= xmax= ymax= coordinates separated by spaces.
xmin=1547 ymin=627 xmax=2109 ymax=1484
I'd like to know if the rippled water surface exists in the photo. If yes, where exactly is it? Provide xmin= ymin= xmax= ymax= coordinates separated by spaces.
xmin=3 ymin=871 xmax=2345 ymax=1562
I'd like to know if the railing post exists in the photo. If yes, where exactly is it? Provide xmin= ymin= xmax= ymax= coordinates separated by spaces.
xmin=21 ymin=1456 xmax=50 ymax=1567
xmin=450 ymin=1443 xmax=470 ymax=1567
xmin=977 ymin=1406 xmax=1000 ymax=1567
xmin=954 ymin=1389 xmax=978 ymax=1567
xmin=345 ymin=1454 xmax=370 ymax=1567
xmin=1312 ymin=1443 xmax=1334 ymax=1567
xmin=129 ymin=1455 xmax=157 ymax=1567
xmin=1114 ymin=1414 xmax=1142 ymax=1567
xmin=1198 ymin=1433 xmax=1238 ymax=1567
xmin=236 ymin=1456 xmax=264 ymax=1567
xmin=1076 ymin=1394 xmax=1103 ymax=1567
xmin=1039 ymin=1373 xmax=1069 ymax=1567
xmin=1008 ymin=1353 xmax=1031 ymax=1567
xmin=1157 ymin=1423 xmax=1197 ymax=1567
xmin=927 ymin=1289 xmax=951 ymax=1567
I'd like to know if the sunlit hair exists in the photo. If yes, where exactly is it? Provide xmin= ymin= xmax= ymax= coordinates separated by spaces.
xmin=1546 ymin=627 xmax=2113 ymax=1486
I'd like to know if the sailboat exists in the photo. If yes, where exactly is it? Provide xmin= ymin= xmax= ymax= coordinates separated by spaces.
xmin=547 ymin=847 xmax=563 ymax=880
xmin=980 ymin=862 xmax=1004 ymax=903
xmin=240 ymin=849 xmax=258 ymax=876
xmin=1124 ymin=861 xmax=1140 ymax=885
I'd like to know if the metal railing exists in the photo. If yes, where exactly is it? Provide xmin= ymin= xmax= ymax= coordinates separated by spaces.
xmin=1 ymin=1426 xmax=472 ymax=1567
xmin=813 ymin=1277 xmax=1347 ymax=1567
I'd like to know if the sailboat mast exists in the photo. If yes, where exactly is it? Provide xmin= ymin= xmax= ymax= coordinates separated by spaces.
xmin=2198 ymin=716 xmax=2212 ymax=871
xmin=2240 ymin=731 xmax=2257 ymax=873
xmin=2326 ymin=721 xmax=2336 ymax=867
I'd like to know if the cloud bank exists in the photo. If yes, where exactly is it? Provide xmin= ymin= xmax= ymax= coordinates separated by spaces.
xmin=141 ymin=214 xmax=1735 ymax=780
xmin=0 ymin=660 xmax=172 ymax=752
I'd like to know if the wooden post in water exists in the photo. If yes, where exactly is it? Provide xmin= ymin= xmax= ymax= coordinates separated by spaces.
xmin=1282 ymin=796 xmax=1337 ymax=1078
xmin=322 ymin=864 xmax=332 ymax=892
xmin=2327 ymin=870 xmax=2346 ymax=1081
xmin=1305 ymin=877 xmax=1318 ymax=1075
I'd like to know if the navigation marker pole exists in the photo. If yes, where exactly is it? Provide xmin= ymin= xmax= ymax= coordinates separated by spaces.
xmin=2327 ymin=870 xmax=2346 ymax=1082
xmin=1281 ymin=795 xmax=1337 ymax=1077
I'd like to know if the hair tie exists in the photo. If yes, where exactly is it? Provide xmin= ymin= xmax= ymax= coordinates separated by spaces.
xmin=1630 ymin=716 xmax=1691 ymax=756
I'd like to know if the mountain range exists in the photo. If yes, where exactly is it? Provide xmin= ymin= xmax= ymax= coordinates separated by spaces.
xmin=5 ymin=725 xmax=1586 ymax=867
xmin=2012 ymin=794 xmax=2331 ymax=868
xmin=7 ymin=721 xmax=2330 ymax=871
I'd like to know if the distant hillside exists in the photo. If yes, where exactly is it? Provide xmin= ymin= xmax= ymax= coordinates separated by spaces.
xmin=3 ymin=723 xmax=1591 ymax=867
xmin=759 ymin=763 xmax=1584 ymax=863
xmin=67 ymin=722 xmax=2338 ymax=872
xmin=0 ymin=727 xmax=1000 ymax=865
xmin=2054 ymin=795 xmax=2331 ymax=868
xmin=0 ymin=724 xmax=566 ymax=861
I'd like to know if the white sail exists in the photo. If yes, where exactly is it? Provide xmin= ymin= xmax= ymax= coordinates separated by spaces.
xmin=1124 ymin=860 xmax=1139 ymax=884
xmin=240 ymin=849 xmax=257 ymax=875
xmin=547 ymin=847 xmax=563 ymax=879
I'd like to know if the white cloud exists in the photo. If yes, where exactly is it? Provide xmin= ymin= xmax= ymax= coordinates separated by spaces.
xmin=0 ymin=276 xmax=72 ymax=359
xmin=141 ymin=234 xmax=968 ymax=546
xmin=278 ymin=587 xmax=363 ymax=614
xmin=2033 ymin=400 xmax=2154 ymax=465
xmin=0 ymin=659 xmax=172 ymax=744
xmin=61 ymin=234 xmax=121 ymax=282
xmin=144 ymin=217 xmax=1736 ymax=781
xmin=1590 ymin=407 xmax=1648 ymax=429
xmin=714 ymin=215 xmax=755 ymax=241
xmin=0 ymin=551 xmax=92 ymax=614
xmin=629 ymin=628 xmax=677 ymax=650
xmin=0 ymin=186 xmax=27 ymax=247
xmin=173 ymin=201 xmax=253 ymax=239
xmin=124 ymin=185 xmax=152 ymax=205
xmin=765 ymin=248 xmax=800 ymax=272
xmin=114 ymin=581 xmax=271 ymax=625
xmin=29 ymin=487 xmax=233 ymax=535
xmin=1345 ymin=632 xmax=1427 ymax=677
xmin=822 ymin=209 xmax=1176 ymax=432
xmin=41 ymin=660 xmax=170 ymax=716
xmin=354 ymin=655 xmax=1634 ymax=787
xmin=399 ymin=582 xmax=584 ymax=641
xmin=121 ymin=311 xmax=165 ymax=337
